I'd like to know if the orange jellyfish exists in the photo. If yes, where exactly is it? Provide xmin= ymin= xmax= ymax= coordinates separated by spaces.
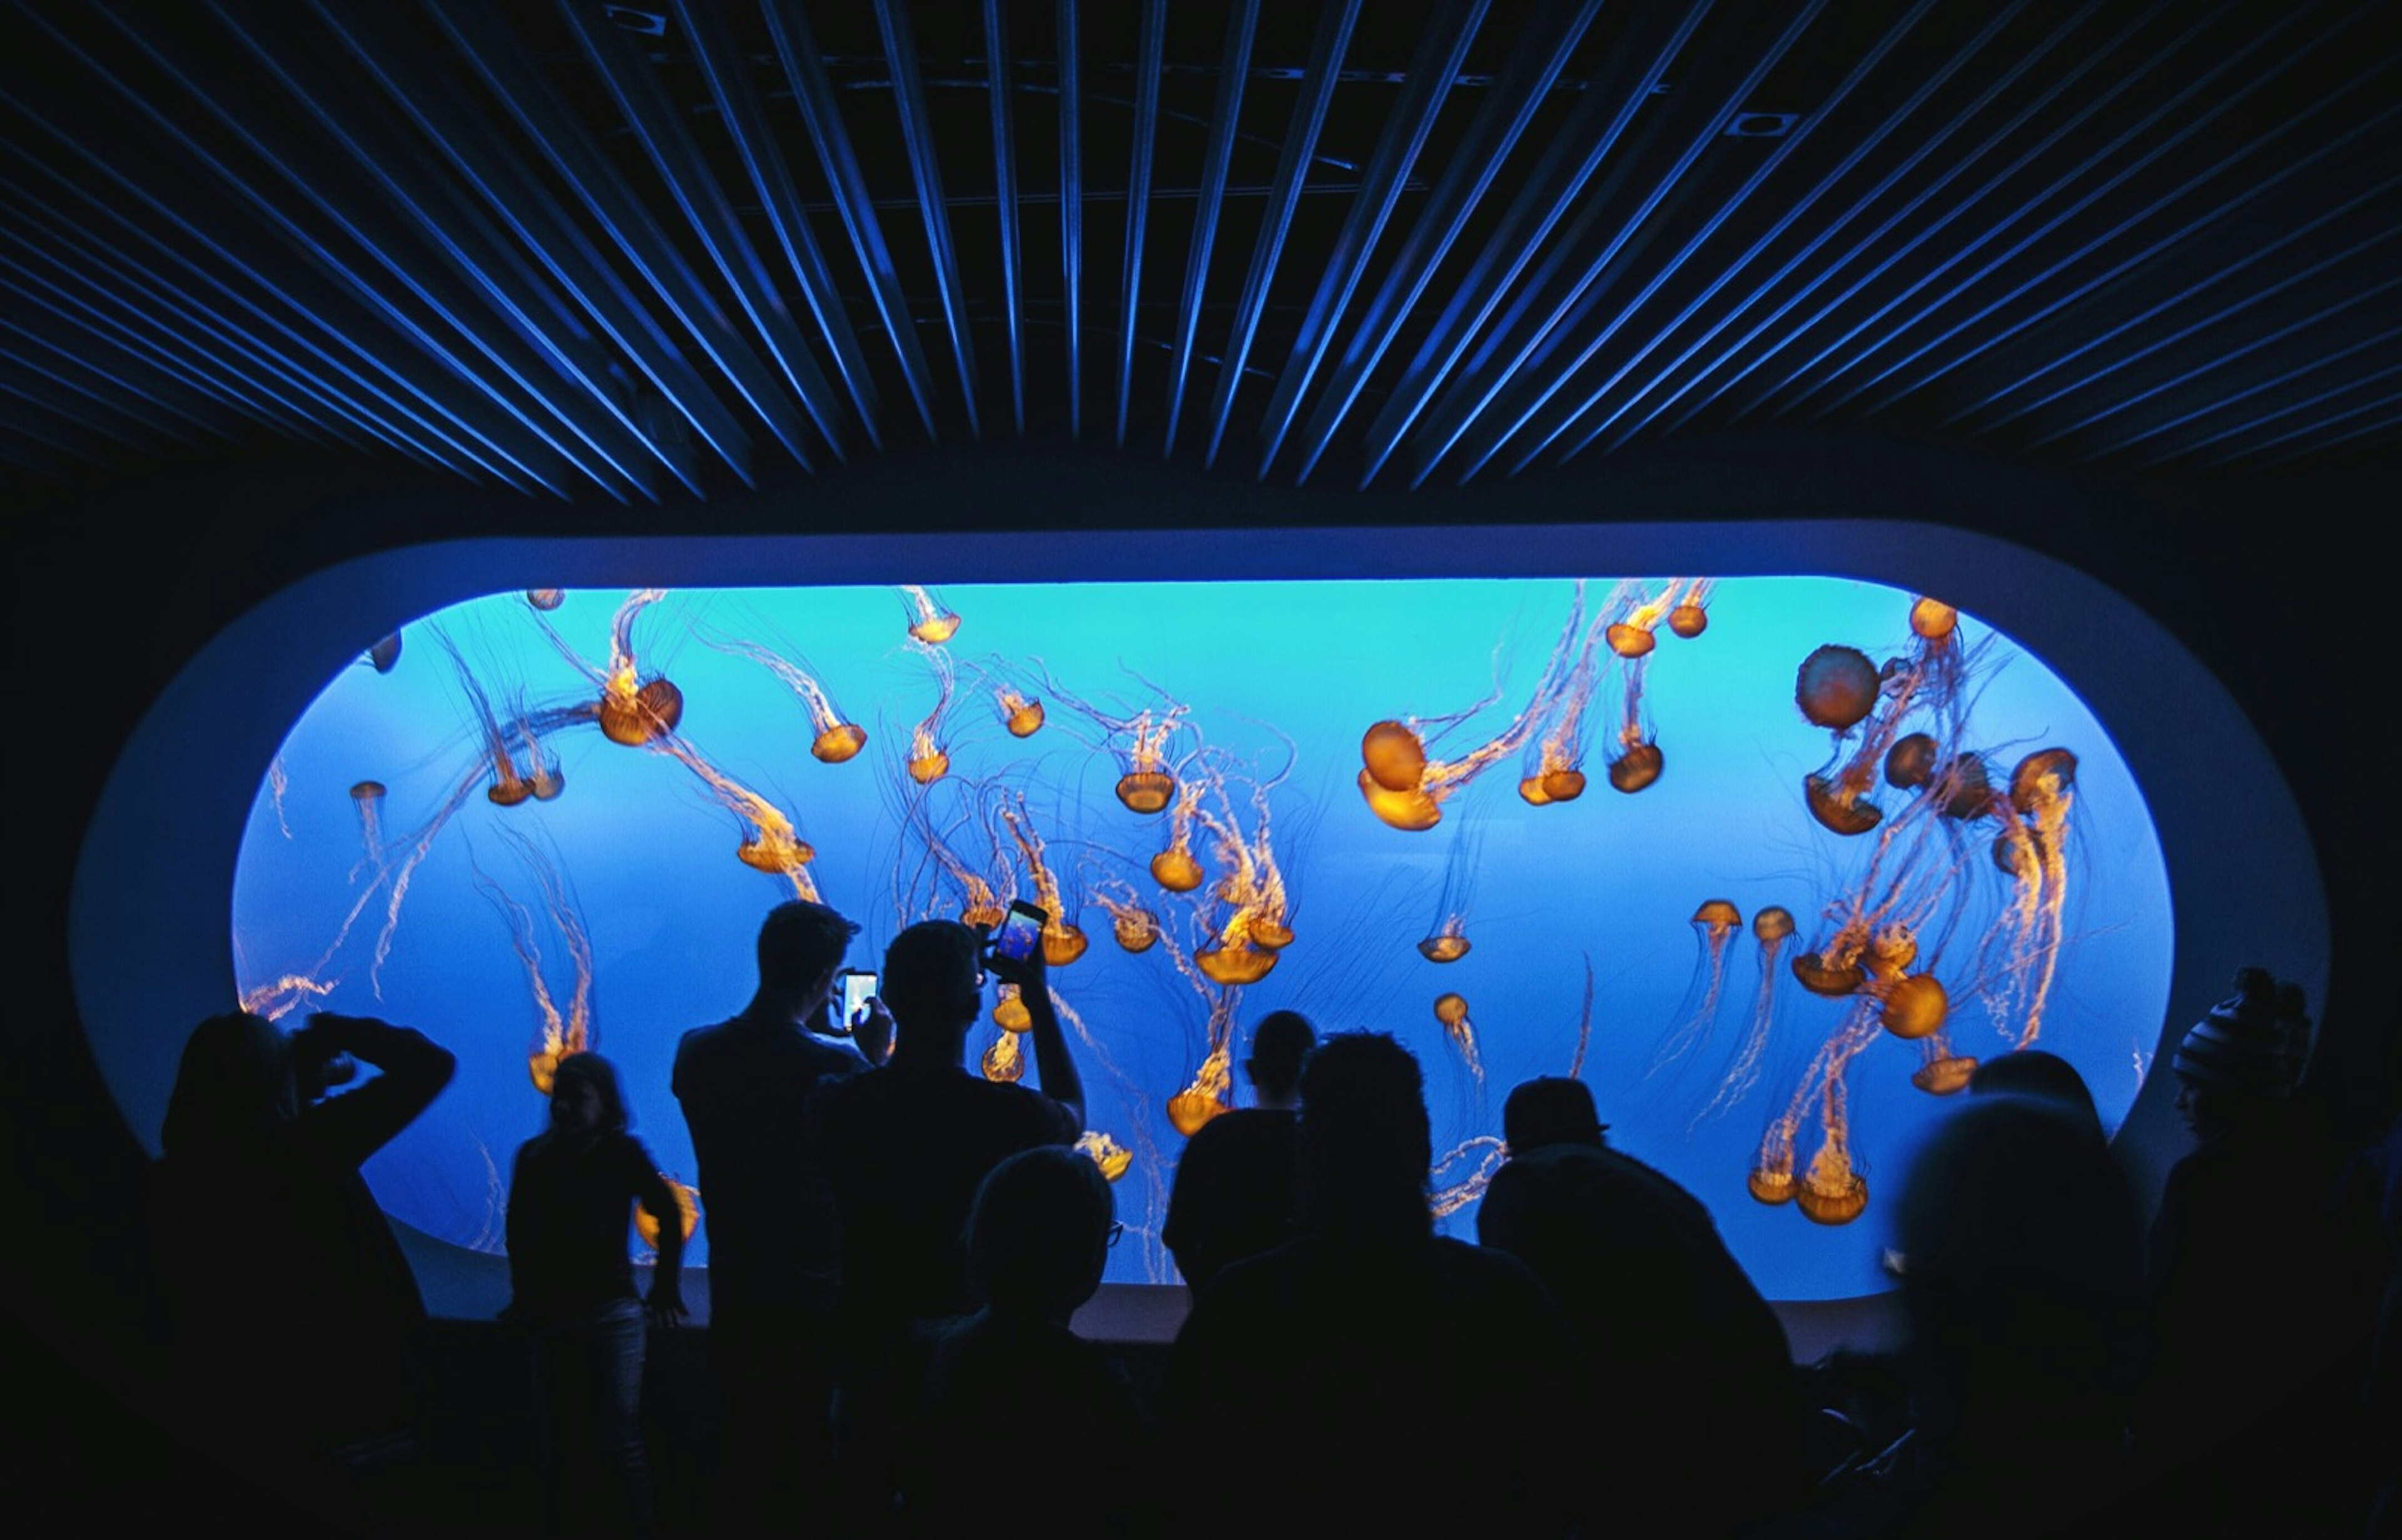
xmin=1795 ymin=644 xmax=1882 ymax=732
xmin=1430 ymin=1135 xmax=1509 ymax=1220
xmin=633 ymin=1175 xmax=701 ymax=1252
xmin=1650 ymin=900 xmax=1744 ymax=1076
xmin=993 ymin=985 xmax=1033 ymax=1033
xmin=654 ymin=737 xmax=819 ymax=896
xmin=995 ymin=687 xmax=1045 ymax=738
xmin=711 ymin=636 xmax=867 ymax=764
xmin=1878 ymin=973 xmax=1948 ymax=1040
xmin=1604 ymin=577 xmax=1684 ymax=659
xmin=1000 ymin=798 xmax=1088 ymax=966
xmin=1695 ymin=905 xmax=1796 ymax=1125
xmin=473 ymin=829 xmax=595 ymax=1095
xmin=525 ymin=589 xmax=565 ymax=611
xmin=1150 ymin=782 xmax=1207 ymax=892
xmin=1036 ymin=665 xmax=1189 ymax=814
xmin=1668 ymin=577 xmax=1715 ymax=639
xmin=1750 ymin=1010 xmax=1879 ymax=1217
xmin=1168 ymin=1044 xmax=1232 ymax=1135
xmin=1434 ymin=992 xmax=1482 ymax=1087
xmin=1911 ymin=1050 xmax=1979 ymax=1095
xmin=1975 ymin=747 xmax=2080 ymax=1048
xmin=366 ymin=631 xmax=403 ymax=673
xmin=1418 ymin=917 xmax=1472 ymax=963
xmin=903 ymin=642 xmax=956 ymax=784
xmin=589 ymin=590 xmax=684 ymax=747
xmin=1091 ymin=879 xmax=1161 ymax=953
xmin=350 ymin=779 xmax=388 ymax=864
xmin=1190 ymin=760 xmax=1296 ymax=983
xmin=432 ymin=627 xmax=545 ymax=806
xmin=899 ymin=584 xmax=961 ymax=644
xmin=1603 ymin=594 xmax=1667 ymax=794
xmin=1362 ymin=585 xmax=1593 ymax=829
xmin=1076 ymin=1130 xmax=1134 ymax=1183
xmin=981 ymin=1026 xmax=1024 ymax=1082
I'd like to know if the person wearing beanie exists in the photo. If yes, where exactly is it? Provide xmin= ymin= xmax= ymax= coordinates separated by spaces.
xmin=2135 ymin=967 xmax=2384 ymax=1532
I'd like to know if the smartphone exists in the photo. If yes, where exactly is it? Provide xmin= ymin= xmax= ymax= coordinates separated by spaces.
xmin=990 ymin=899 xmax=1049 ymax=964
xmin=838 ymin=969 xmax=878 ymax=1031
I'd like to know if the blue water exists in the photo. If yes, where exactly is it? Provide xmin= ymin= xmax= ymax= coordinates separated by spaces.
xmin=232 ymin=576 xmax=2171 ymax=1300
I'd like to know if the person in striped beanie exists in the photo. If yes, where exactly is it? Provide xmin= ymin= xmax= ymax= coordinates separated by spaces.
xmin=2170 ymin=966 xmax=2311 ymax=1139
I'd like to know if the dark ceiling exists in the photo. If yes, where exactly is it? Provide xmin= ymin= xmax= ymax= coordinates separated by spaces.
xmin=3 ymin=0 xmax=2397 ymax=502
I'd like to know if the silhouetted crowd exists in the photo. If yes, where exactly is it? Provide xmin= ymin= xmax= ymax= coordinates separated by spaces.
xmin=153 ymin=904 xmax=2401 ymax=1538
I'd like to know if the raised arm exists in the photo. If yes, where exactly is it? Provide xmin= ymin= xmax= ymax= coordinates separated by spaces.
xmin=988 ymin=943 xmax=1085 ymax=1132
xmin=290 ymin=1013 xmax=457 ymax=1170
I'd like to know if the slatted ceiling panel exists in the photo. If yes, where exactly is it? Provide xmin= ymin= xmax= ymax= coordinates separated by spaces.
xmin=2 ymin=0 xmax=2395 ymax=495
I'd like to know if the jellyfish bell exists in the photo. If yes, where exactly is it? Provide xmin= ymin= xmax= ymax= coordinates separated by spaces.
xmin=632 ymin=1177 xmax=701 ymax=1250
xmin=1668 ymin=603 xmax=1709 ymax=639
xmin=1357 ymin=768 xmax=1444 ymax=831
xmin=1934 ymin=754 xmax=1994 ymax=820
xmin=1434 ymin=992 xmax=1470 ymax=1027
xmin=367 ymin=632 xmax=403 ymax=673
xmin=1041 ymin=923 xmax=1090 ymax=968
xmin=1168 ymin=1087 xmax=1227 ymax=1137
xmin=1361 ymin=721 xmax=1428 ymax=793
xmin=811 ymin=722 xmax=868 ymax=764
xmin=1607 ymin=742 xmax=1664 ymax=794
xmin=350 ymin=779 xmax=387 ymax=803
xmin=1197 ymin=943 xmax=1277 ymax=986
xmin=1076 ymin=1130 xmax=1133 ymax=1183
xmin=529 ymin=1048 xmax=560 ymax=1095
xmin=981 ymin=1032 xmax=1024 ymax=1083
xmin=525 ymin=589 xmax=565 ymax=612
xmin=1604 ymin=621 xmax=1658 ymax=659
xmin=1247 ymin=916 xmax=1295 ymax=951
xmin=1880 ymin=975 xmax=1949 ymax=1040
xmin=736 ymin=833 xmax=814 ymax=874
xmin=1150 ymin=848 xmax=1205 ymax=892
xmin=1694 ymin=898 xmax=1742 ymax=930
xmin=1539 ymin=767 xmax=1588 ymax=803
xmin=1885 ymin=733 xmax=1939 ymax=790
xmin=1115 ymin=771 xmax=1177 ymax=815
xmin=1005 ymin=698 xmax=1045 ymax=737
xmin=599 ymin=677 xmax=684 ymax=746
xmin=1796 ymin=1170 xmax=1869 ymax=1226
xmin=487 ymin=773 xmax=535 ymax=808
xmin=1803 ymin=771 xmax=1882 ymax=836
xmin=907 ymin=748 xmax=951 ymax=785
xmin=1112 ymin=909 xmax=1159 ymax=953
xmin=1753 ymin=906 xmax=1796 ymax=943
xmin=1516 ymin=776 xmax=1553 ymax=806
xmin=1747 ymin=1166 xmax=1796 ymax=1205
xmin=2010 ymin=747 xmax=2079 ymax=813
xmin=1908 ymin=596 xmax=1958 ymax=641
xmin=1792 ymin=950 xmax=1867 ymax=997
xmin=1417 ymin=935 xmax=1472 ymax=963
xmin=1911 ymin=1054 xmax=1978 ymax=1095
xmin=528 ymin=757 xmax=566 ymax=801
xmin=993 ymin=986 xmax=1032 ymax=1033
xmin=963 ymin=899 xmax=1006 ymax=931
xmin=1865 ymin=926 xmax=1918 ymax=982
xmin=1795 ymin=644 xmax=1881 ymax=732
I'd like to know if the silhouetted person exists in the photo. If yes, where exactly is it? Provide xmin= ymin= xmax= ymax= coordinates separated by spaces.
xmin=153 ymin=1010 xmax=455 ymax=1526
xmin=2136 ymin=968 xmax=2382 ymax=1534
xmin=1162 ymin=1008 xmax=1314 ymax=1294
xmin=1966 ymin=1047 xmax=2103 ymax=1134
xmin=671 ymin=900 xmax=883 ymax=1536
xmin=1477 ymin=1076 xmax=1805 ymax=1537
xmin=1780 ymin=1093 xmax=2147 ymax=1539
xmin=1165 ymin=1032 xmax=1574 ymax=1540
xmin=808 ymin=918 xmax=1084 ymax=1532
xmin=903 ymin=1145 xmax=1148 ymax=1537
xmin=503 ymin=1052 xmax=687 ymax=1540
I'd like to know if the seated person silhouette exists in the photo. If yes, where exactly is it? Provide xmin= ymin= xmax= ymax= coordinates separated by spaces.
xmin=1165 ymin=1032 xmax=1574 ymax=1540
xmin=903 ymin=1145 xmax=1149 ymax=1537
xmin=153 ymin=1010 xmax=456 ymax=1526
xmin=1162 ymin=1008 xmax=1315 ymax=1295
xmin=807 ymin=917 xmax=1085 ymax=1531
xmin=1476 ymin=1075 xmax=1806 ymax=1539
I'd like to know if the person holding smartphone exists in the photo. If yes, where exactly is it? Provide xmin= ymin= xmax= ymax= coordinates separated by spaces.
xmin=805 ymin=904 xmax=1087 ymax=1531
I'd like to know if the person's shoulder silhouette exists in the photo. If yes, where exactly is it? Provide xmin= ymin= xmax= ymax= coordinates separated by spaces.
xmin=1163 ymin=1010 xmax=1314 ymax=1295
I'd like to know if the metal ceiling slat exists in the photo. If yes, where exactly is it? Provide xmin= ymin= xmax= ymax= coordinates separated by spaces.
xmin=428 ymin=0 xmax=811 ymax=481
xmin=1829 ymin=19 xmax=2392 ymax=420
xmin=1556 ymin=0 xmax=2024 ymax=465
xmin=983 ymin=0 xmax=1025 ymax=434
xmin=1960 ymin=193 xmax=2402 ymax=433
xmin=1357 ymin=0 xmax=1714 ymax=487
xmin=1750 ymin=0 xmax=2289 ymax=422
xmin=1058 ymin=0 xmax=1083 ymax=438
xmin=1114 ymin=0 xmax=1165 ymax=447
xmin=1415 ymin=0 xmax=1832 ymax=487
xmin=1521 ymin=0 xmax=1950 ymax=476
xmin=1253 ymin=0 xmax=1491 ymax=479
xmin=1285 ymin=0 xmax=1601 ymax=485
xmin=1161 ymin=0 xmax=1257 ymax=457
xmin=873 ymin=0 xmax=981 ymax=438
xmin=2161 ymin=352 xmax=2402 ymax=469
xmin=0 ymin=288 xmax=250 ymax=442
xmin=0 ymin=113 xmax=515 ymax=484
xmin=0 ymin=367 xmax=155 ymax=462
xmin=1200 ymin=0 xmax=1362 ymax=468
xmin=2246 ymin=393 xmax=2402 ymax=470
xmin=1634 ymin=1 xmax=2161 ymax=443
xmin=0 ymin=323 xmax=222 ymax=448
xmin=560 ymin=0 xmax=849 ymax=465
xmin=308 ymin=0 xmax=734 ymax=495
xmin=674 ymin=0 xmax=883 ymax=446
xmin=762 ymin=0 xmax=943 ymax=441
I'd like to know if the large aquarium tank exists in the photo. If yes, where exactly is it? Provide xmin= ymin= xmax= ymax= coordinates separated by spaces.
xmin=230 ymin=574 xmax=2171 ymax=1301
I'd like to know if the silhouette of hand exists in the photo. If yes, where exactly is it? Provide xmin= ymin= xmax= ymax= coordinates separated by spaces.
xmin=855 ymin=997 xmax=895 ymax=1065
xmin=647 ymin=1292 xmax=687 ymax=1332
xmin=985 ymin=938 xmax=1048 ymax=994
